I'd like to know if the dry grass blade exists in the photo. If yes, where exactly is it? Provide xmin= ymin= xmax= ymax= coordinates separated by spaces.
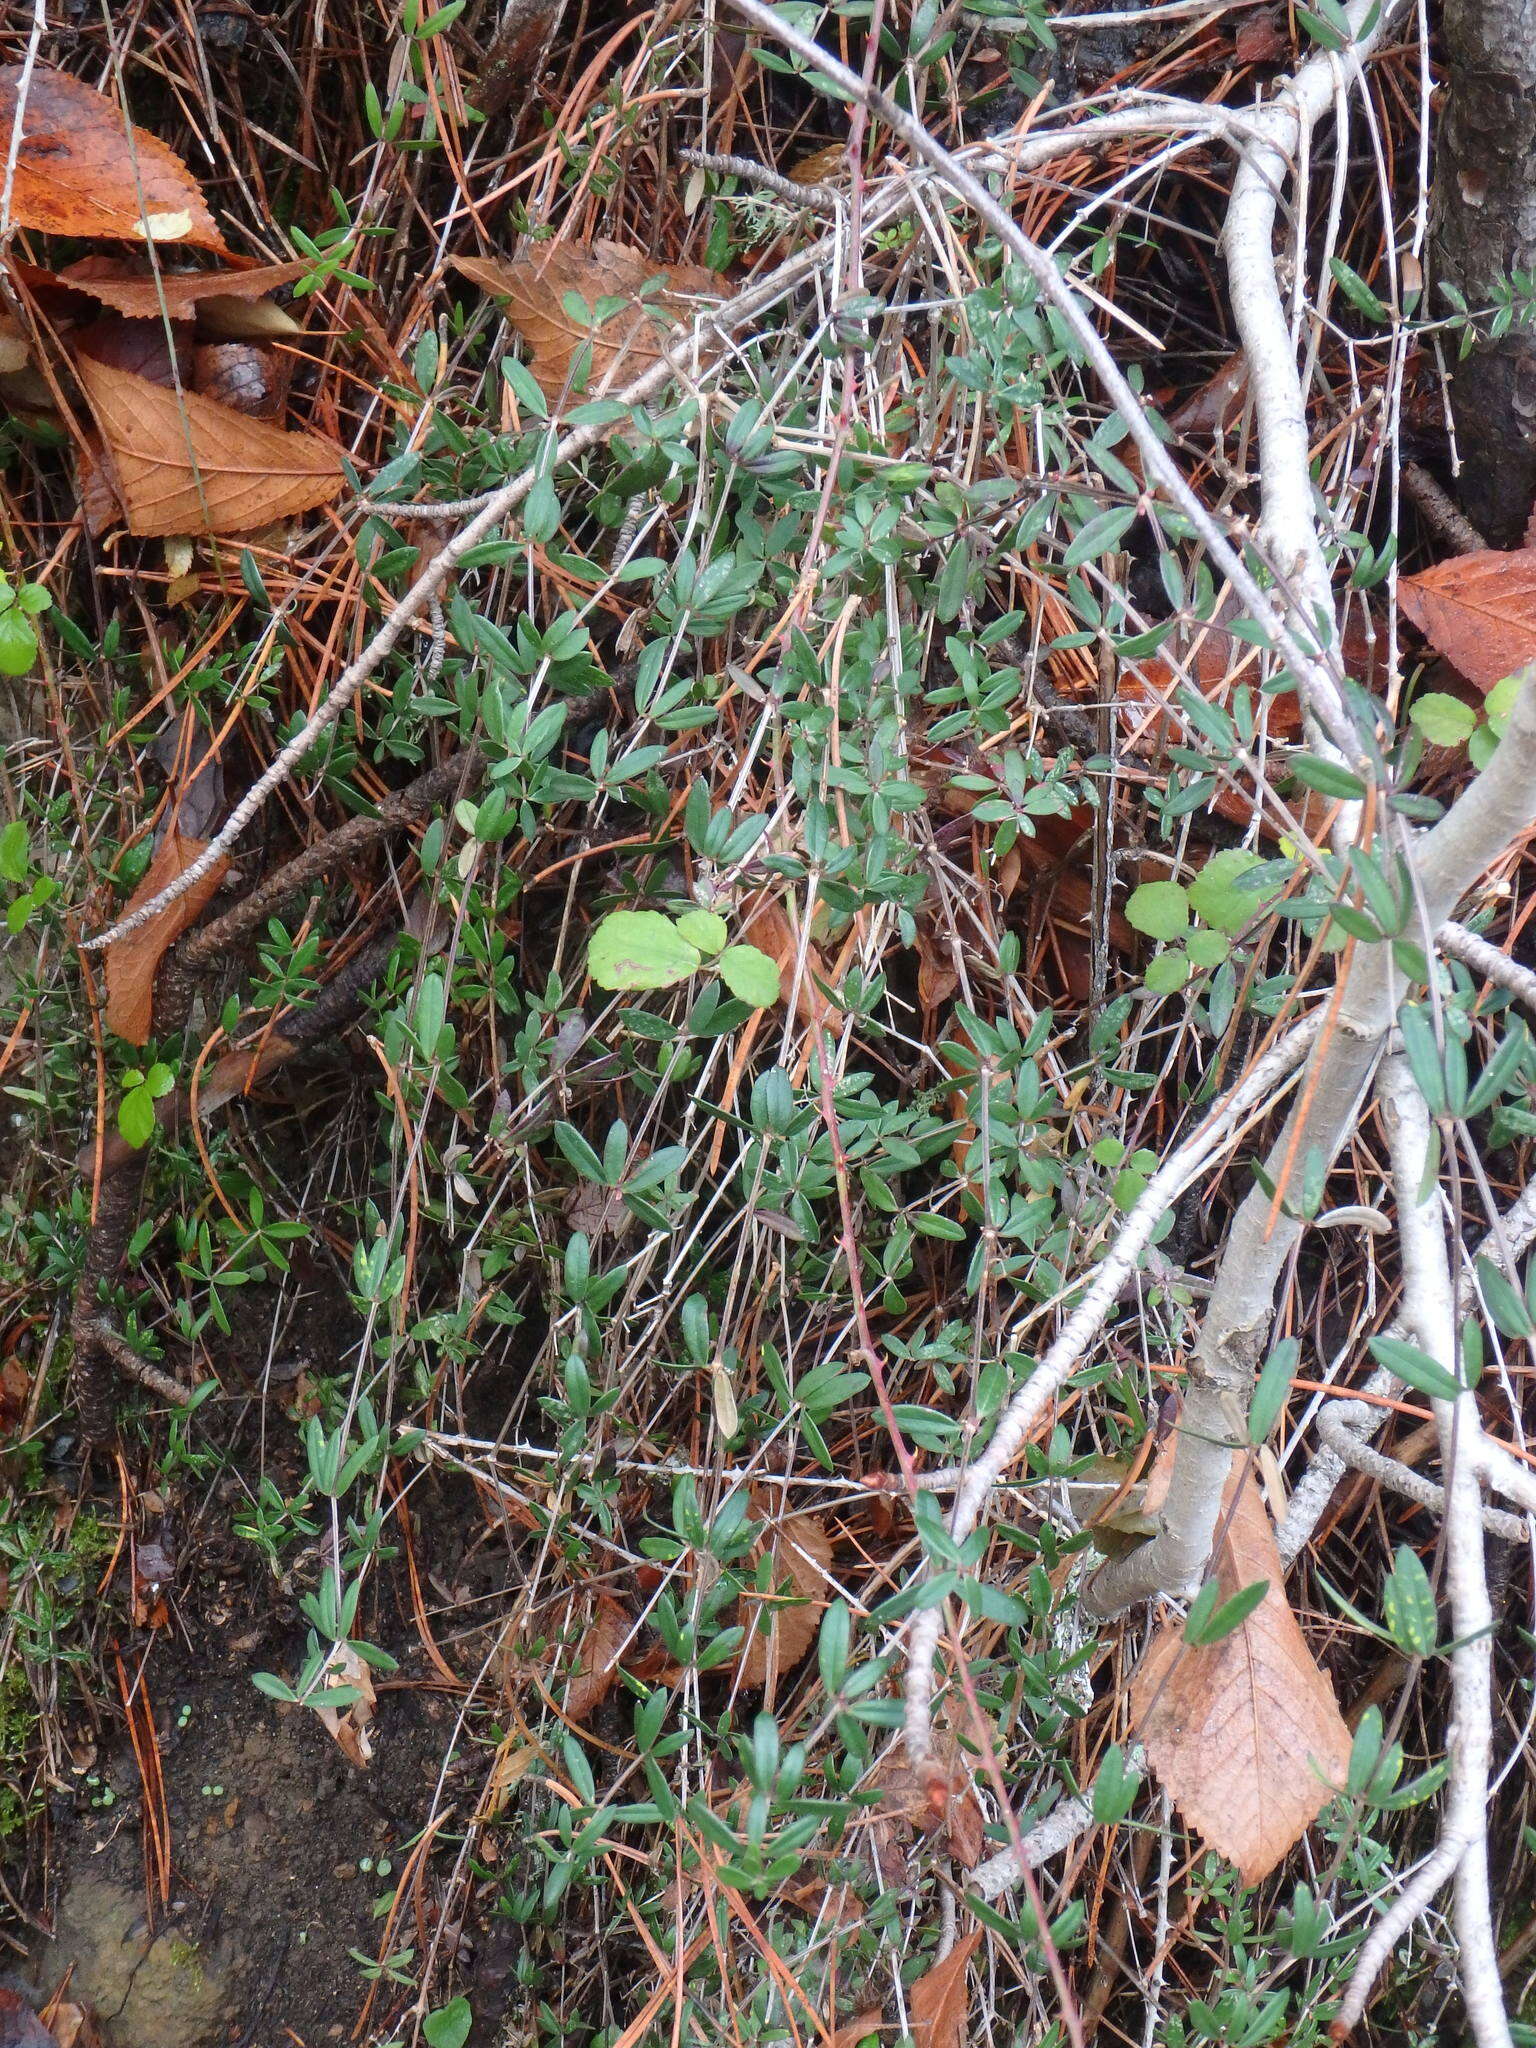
xmin=1397 ymin=547 xmax=1536 ymax=690
xmin=73 ymin=354 xmax=342 ymax=536
xmin=455 ymin=239 xmax=723 ymax=400
xmin=0 ymin=65 xmax=230 ymax=251
xmin=1130 ymin=1460 xmax=1351 ymax=1883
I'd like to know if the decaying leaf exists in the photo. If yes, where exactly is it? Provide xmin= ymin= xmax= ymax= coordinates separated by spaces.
xmin=315 ymin=1640 xmax=377 ymax=1768
xmin=454 ymin=239 xmax=722 ymax=401
xmin=193 ymin=341 xmax=288 ymax=419
xmin=738 ymin=893 xmax=841 ymax=1032
xmin=1129 ymin=1458 xmax=1351 ymax=1884
xmin=736 ymin=1507 xmax=832 ymax=1690
xmin=54 ymin=255 xmax=307 ymax=324
xmin=829 ymin=2012 xmax=884 ymax=2048
xmin=909 ymin=1930 xmax=981 ymax=2048
xmin=74 ymin=353 xmax=342 ymax=536
xmin=1397 ymin=548 xmax=1536 ymax=691
xmin=0 ymin=66 xmax=231 ymax=251
xmin=564 ymin=1594 xmax=632 ymax=1723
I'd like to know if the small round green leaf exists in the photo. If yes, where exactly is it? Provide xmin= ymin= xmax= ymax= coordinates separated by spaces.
xmin=0 ymin=609 xmax=38 ymax=677
xmin=675 ymin=908 xmax=729 ymax=957
xmin=1188 ymin=849 xmax=1266 ymax=934
xmin=1408 ymin=692 xmax=1477 ymax=748
xmin=716 ymin=944 xmax=782 ymax=1008
xmin=1144 ymin=948 xmax=1192 ymax=994
xmin=1185 ymin=928 xmax=1231 ymax=969
xmin=588 ymin=910 xmax=702 ymax=991
xmin=117 ymin=1085 xmax=156 ymax=1150
xmin=1126 ymin=880 xmax=1190 ymax=942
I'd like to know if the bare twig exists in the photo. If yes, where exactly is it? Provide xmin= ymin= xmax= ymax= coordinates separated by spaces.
xmin=1332 ymin=1057 xmax=1511 ymax=2048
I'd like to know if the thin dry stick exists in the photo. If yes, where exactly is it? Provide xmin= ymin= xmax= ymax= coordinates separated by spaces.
xmin=1334 ymin=1057 xmax=1511 ymax=2048
xmin=896 ymin=1013 xmax=1322 ymax=1760
xmin=722 ymin=0 xmax=1368 ymax=764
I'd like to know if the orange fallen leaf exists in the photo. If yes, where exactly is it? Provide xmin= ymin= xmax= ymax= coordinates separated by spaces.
xmin=104 ymin=831 xmax=229 ymax=1045
xmin=0 ymin=66 xmax=230 ymax=252
xmin=564 ymin=1594 xmax=632 ymax=1723
xmin=1397 ymin=547 xmax=1536 ymax=691
xmin=455 ymin=239 xmax=722 ymax=401
xmin=736 ymin=1507 xmax=832 ymax=1690
xmin=74 ymin=354 xmax=342 ymax=536
xmin=909 ymin=1931 xmax=981 ymax=2048
xmin=1129 ymin=1458 xmax=1351 ymax=1884
xmin=54 ymin=255 xmax=307 ymax=323
xmin=739 ymin=893 xmax=842 ymax=1032
xmin=829 ymin=2012 xmax=884 ymax=2048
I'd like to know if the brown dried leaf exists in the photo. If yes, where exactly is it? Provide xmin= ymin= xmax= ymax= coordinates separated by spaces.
xmin=104 ymin=831 xmax=229 ymax=1044
xmin=1234 ymin=9 xmax=1290 ymax=62
xmin=74 ymin=354 xmax=342 ymax=537
xmin=564 ymin=1594 xmax=632 ymax=1723
xmin=909 ymin=1931 xmax=981 ymax=2048
xmin=75 ymin=315 xmax=190 ymax=388
xmin=193 ymin=341 xmax=288 ymax=419
xmin=1167 ymin=351 xmax=1249 ymax=442
xmin=315 ymin=1641 xmax=377 ymax=1769
xmin=736 ymin=1509 xmax=832 ymax=1690
xmin=1397 ymin=547 xmax=1536 ymax=691
xmin=1130 ymin=1459 xmax=1351 ymax=1884
xmin=739 ymin=893 xmax=842 ymax=1033
xmin=829 ymin=2013 xmax=884 ymax=2048
xmin=454 ymin=239 xmax=722 ymax=401
xmin=56 ymin=255 xmax=307 ymax=323
xmin=0 ymin=66 xmax=230 ymax=251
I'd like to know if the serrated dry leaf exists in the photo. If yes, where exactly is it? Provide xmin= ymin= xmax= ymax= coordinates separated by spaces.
xmin=910 ymin=1931 xmax=981 ymax=2048
xmin=454 ymin=239 xmax=722 ymax=400
xmin=105 ymin=830 xmax=229 ymax=1044
xmin=736 ymin=1508 xmax=832 ymax=1690
xmin=54 ymin=255 xmax=308 ymax=325
xmin=73 ymin=354 xmax=342 ymax=536
xmin=564 ymin=1594 xmax=632 ymax=1723
xmin=1130 ymin=1458 xmax=1351 ymax=1884
xmin=0 ymin=66 xmax=230 ymax=251
xmin=1397 ymin=547 xmax=1536 ymax=691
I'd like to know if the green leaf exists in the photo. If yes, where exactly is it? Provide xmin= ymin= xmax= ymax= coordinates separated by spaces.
xmin=1367 ymin=1333 xmax=1463 ymax=1403
xmin=1475 ymin=1254 xmax=1534 ymax=1338
xmin=1249 ymin=1336 xmax=1300 ymax=1444
xmin=675 ymin=909 xmax=729 ymax=957
xmin=1184 ymin=1576 xmax=1270 ymax=1648
xmin=1381 ymin=1544 xmax=1438 ymax=1656
xmin=1288 ymin=754 xmax=1366 ymax=799
xmin=1062 ymin=504 xmax=1138 ymax=570
xmin=423 ymin=1997 xmax=473 ymax=2048
xmin=1188 ymin=849 xmax=1267 ymax=934
xmin=716 ymin=944 xmax=782 ymax=1008
xmin=0 ymin=609 xmax=38 ymax=676
xmin=1143 ymin=949 xmax=1191 ymax=994
xmin=1185 ymin=928 xmax=1231 ymax=969
xmin=117 ymin=1084 xmax=157 ymax=1151
xmin=1486 ymin=670 xmax=1524 ymax=739
xmin=1125 ymin=880 xmax=1190 ymax=941
xmin=1408 ymin=692 xmax=1477 ymax=747
xmin=588 ymin=910 xmax=702 ymax=991
xmin=1328 ymin=256 xmax=1390 ymax=325
xmin=0 ymin=818 xmax=26 ymax=885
